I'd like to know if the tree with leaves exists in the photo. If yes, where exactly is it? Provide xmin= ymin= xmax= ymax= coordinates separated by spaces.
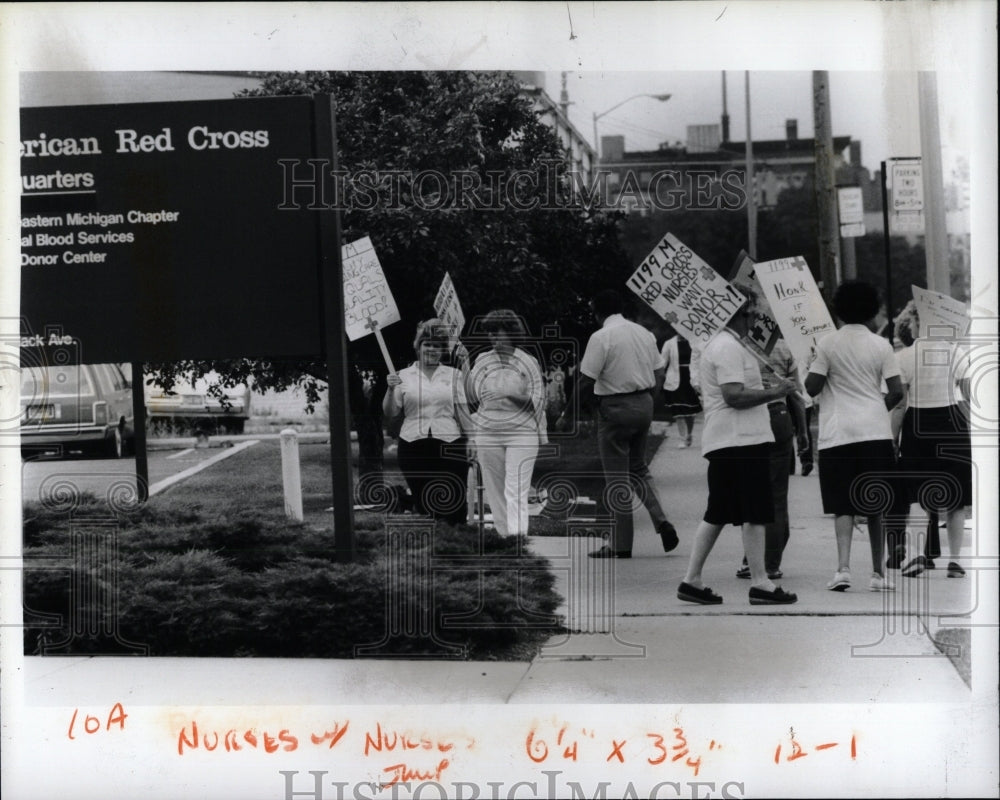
xmin=147 ymin=71 xmax=630 ymax=471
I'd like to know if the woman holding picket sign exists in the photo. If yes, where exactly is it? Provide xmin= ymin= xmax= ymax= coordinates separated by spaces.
xmin=383 ymin=318 xmax=473 ymax=525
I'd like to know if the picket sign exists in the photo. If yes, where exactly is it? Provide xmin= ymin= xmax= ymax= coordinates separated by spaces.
xmin=752 ymin=256 xmax=836 ymax=383
xmin=912 ymin=285 xmax=970 ymax=339
xmin=433 ymin=272 xmax=466 ymax=343
xmin=627 ymin=232 xmax=745 ymax=346
xmin=727 ymin=249 xmax=781 ymax=357
xmin=341 ymin=235 xmax=400 ymax=371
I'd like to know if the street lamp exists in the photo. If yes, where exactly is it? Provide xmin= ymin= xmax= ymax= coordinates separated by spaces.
xmin=592 ymin=93 xmax=672 ymax=161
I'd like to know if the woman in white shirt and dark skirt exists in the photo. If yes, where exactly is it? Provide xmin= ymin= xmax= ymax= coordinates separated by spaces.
xmin=383 ymin=319 xmax=473 ymax=525
xmin=892 ymin=304 xmax=971 ymax=578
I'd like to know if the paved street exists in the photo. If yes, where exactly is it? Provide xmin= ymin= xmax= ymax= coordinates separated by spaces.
xmin=19 ymin=441 xmax=256 ymax=504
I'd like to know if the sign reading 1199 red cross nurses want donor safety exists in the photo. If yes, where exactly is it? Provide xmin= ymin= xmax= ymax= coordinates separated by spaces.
xmin=627 ymin=233 xmax=745 ymax=346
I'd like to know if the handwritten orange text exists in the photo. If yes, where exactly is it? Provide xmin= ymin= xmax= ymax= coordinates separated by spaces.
xmin=177 ymin=720 xmax=298 ymax=755
xmin=774 ymin=728 xmax=857 ymax=764
xmin=363 ymin=722 xmax=472 ymax=756
xmin=67 ymin=703 xmax=127 ymax=740
xmin=381 ymin=758 xmax=450 ymax=787
xmin=525 ymin=720 xmax=718 ymax=777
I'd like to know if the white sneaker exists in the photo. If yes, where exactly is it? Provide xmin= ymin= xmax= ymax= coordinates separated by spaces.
xmin=869 ymin=573 xmax=896 ymax=592
xmin=827 ymin=570 xmax=851 ymax=591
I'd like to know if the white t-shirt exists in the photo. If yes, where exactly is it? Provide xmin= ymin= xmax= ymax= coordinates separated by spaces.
xmin=810 ymin=324 xmax=900 ymax=448
xmin=897 ymin=339 xmax=970 ymax=408
xmin=699 ymin=329 xmax=774 ymax=455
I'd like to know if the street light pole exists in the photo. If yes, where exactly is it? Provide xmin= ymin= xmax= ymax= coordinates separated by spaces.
xmin=592 ymin=92 xmax=672 ymax=161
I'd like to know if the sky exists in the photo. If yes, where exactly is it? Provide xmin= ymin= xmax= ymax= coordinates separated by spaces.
xmin=548 ymin=70 xmax=971 ymax=177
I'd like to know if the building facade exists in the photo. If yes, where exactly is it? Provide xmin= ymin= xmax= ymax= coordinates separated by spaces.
xmin=598 ymin=120 xmax=865 ymax=216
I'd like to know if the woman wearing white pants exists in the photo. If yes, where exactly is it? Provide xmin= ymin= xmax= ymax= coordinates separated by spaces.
xmin=466 ymin=310 xmax=547 ymax=536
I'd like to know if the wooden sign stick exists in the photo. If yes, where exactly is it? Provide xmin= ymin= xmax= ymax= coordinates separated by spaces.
xmin=365 ymin=318 xmax=395 ymax=373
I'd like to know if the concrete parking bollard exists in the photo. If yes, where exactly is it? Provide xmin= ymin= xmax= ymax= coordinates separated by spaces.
xmin=280 ymin=428 xmax=304 ymax=522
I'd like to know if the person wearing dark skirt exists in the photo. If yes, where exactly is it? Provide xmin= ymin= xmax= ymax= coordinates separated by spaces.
xmin=383 ymin=319 xmax=472 ymax=525
xmin=676 ymin=283 xmax=798 ymax=606
xmin=804 ymin=281 xmax=904 ymax=593
xmin=892 ymin=305 xmax=972 ymax=578
xmin=660 ymin=332 xmax=703 ymax=448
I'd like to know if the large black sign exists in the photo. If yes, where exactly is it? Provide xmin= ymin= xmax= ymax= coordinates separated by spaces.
xmin=20 ymin=95 xmax=321 ymax=363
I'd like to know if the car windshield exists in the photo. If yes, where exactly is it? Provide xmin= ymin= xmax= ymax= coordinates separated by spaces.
xmin=21 ymin=365 xmax=93 ymax=398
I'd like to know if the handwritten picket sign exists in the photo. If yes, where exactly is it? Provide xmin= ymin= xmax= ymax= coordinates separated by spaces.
xmin=912 ymin=285 xmax=970 ymax=338
xmin=433 ymin=272 xmax=466 ymax=341
xmin=627 ymin=233 xmax=745 ymax=346
xmin=752 ymin=256 xmax=835 ymax=374
xmin=342 ymin=236 xmax=400 ymax=342
xmin=727 ymin=250 xmax=781 ymax=357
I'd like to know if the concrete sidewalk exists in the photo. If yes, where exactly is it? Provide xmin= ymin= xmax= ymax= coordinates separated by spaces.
xmin=22 ymin=422 xmax=975 ymax=705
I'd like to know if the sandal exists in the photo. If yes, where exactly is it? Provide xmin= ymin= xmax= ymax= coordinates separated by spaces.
xmin=677 ymin=582 xmax=723 ymax=605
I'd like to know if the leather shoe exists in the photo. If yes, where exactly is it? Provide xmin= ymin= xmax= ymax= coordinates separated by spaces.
xmin=588 ymin=545 xmax=631 ymax=559
xmin=749 ymin=585 xmax=798 ymax=605
xmin=657 ymin=521 xmax=679 ymax=553
xmin=677 ymin=582 xmax=723 ymax=604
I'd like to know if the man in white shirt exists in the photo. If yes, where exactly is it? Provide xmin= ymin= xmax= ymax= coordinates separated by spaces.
xmin=557 ymin=289 xmax=678 ymax=558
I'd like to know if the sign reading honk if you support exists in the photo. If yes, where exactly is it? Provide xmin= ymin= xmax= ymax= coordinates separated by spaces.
xmin=753 ymin=256 xmax=835 ymax=371
xmin=627 ymin=233 xmax=745 ymax=346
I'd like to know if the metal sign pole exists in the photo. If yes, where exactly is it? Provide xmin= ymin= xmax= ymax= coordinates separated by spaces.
xmin=880 ymin=160 xmax=894 ymax=344
xmin=314 ymin=94 xmax=356 ymax=562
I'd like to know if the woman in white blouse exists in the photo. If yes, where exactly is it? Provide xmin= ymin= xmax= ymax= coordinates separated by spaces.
xmin=892 ymin=304 xmax=972 ymax=578
xmin=383 ymin=319 xmax=472 ymax=524
xmin=465 ymin=309 xmax=548 ymax=537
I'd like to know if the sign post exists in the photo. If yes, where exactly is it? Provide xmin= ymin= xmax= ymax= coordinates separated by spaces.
xmin=315 ymin=95 xmax=356 ymax=562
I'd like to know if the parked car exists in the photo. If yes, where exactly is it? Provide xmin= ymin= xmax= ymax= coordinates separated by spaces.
xmin=144 ymin=372 xmax=251 ymax=435
xmin=20 ymin=362 xmax=134 ymax=458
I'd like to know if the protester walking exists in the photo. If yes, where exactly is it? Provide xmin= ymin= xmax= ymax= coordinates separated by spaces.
xmin=735 ymin=337 xmax=809 ymax=580
xmin=465 ymin=309 xmax=548 ymax=537
xmin=891 ymin=304 xmax=972 ymax=579
xmin=558 ymin=289 xmax=678 ymax=558
xmin=676 ymin=283 xmax=798 ymax=605
xmin=804 ymin=280 xmax=904 ymax=592
xmin=660 ymin=331 xmax=702 ymax=448
xmin=383 ymin=319 xmax=473 ymax=524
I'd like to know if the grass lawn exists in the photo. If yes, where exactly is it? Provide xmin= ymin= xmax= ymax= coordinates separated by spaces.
xmin=22 ymin=439 xmax=565 ymax=660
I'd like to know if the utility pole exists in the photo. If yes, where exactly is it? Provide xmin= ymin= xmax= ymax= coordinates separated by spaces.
xmin=812 ymin=71 xmax=841 ymax=300
xmin=745 ymin=71 xmax=756 ymax=259
xmin=918 ymin=71 xmax=950 ymax=295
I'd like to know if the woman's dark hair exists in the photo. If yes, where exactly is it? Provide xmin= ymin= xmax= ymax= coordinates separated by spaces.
xmin=833 ymin=280 xmax=881 ymax=324
xmin=481 ymin=309 xmax=525 ymax=336
xmin=592 ymin=289 xmax=624 ymax=319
